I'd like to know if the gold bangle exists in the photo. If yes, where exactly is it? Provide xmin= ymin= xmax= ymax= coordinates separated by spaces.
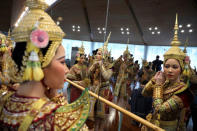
xmin=153 ymin=85 xmax=163 ymax=99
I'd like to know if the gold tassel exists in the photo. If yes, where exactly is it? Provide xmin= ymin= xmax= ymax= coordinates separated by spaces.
xmin=33 ymin=62 xmax=44 ymax=81
xmin=23 ymin=64 xmax=33 ymax=81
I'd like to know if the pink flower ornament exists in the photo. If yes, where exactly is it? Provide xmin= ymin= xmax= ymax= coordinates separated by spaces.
xmin=30 ymin=29 xmax=49 ymax=48
xmin=76 ymin=53 xmax=80 ymax=57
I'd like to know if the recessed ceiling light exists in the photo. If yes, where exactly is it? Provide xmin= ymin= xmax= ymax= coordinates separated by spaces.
xmin=103 ymin=28 xmax=105 ymax=31
xmin=104 ymin=31 xmax=106 ymax=34
xmin=157 ymin=31 xmax=160 ymax=34
xmin=127 ymin=32 xmax=130 ymax=35
xmin=99 ymin=31 xmax=102 ymax=34
xmin=121 ymin=31 xmax=124 ymax=34
xmin=149 ymin=27 xmax=152 ymax=31
xmin=78 ymin=26 xmax=80 ymax=29
xmin=98 ymin=27 xmax=100 ymax=30
xmin=189 ymin=29 xmax=193 ymax=33
xmin=126 ymin=28 xmax=129 ymax=31
xmin=187 ymin=24 xmax=191 ymax=28
xmin=72 ymin=29 xmax=75 ymax=32
xmin=72 ymin=25 xmax=75 ymax=28
xmin=120 ymin=28 xmax=123 ymax=31
xmin=152 ymin=32 xmax=155 ymax=35
xmin=181 ymin=30 xmax=184 ymax=33
xmin=179 ymin=25 xmax=183 ymax=28
xmin=77 ymin=29 xmax=80 ymax=32
xmin=154 ymin=27 xmax=158 ymax=30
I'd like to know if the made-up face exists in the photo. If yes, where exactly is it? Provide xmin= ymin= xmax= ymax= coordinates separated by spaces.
xmin=79 ymin=54 xmax=85 ymax=64
xmin=43 ymin=45 xmax=69 ymax=89
xmin=164 ymin=58 xmax=181 ymax=82
xmin=95 ymin=50 xmax=102 ymax=61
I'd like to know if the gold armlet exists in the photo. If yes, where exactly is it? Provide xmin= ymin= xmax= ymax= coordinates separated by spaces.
xmin=51 ymin=93 xmax=67 ymax=105
xmin=153 ymin=84 xmax=163 ymax=99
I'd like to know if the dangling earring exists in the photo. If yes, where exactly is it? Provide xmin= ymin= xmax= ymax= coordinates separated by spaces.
xmin=46 ymin=86 xmax=50 ymax=91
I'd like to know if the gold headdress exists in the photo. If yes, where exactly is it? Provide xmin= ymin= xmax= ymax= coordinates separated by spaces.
xmin=123 ymin=45 xmax=130 ymax=57
xmin=142 ymin=59 xmax=149 ymax=67
xmin=98 ymin=32 xmax=111 ymax=59
xmin=183 ymin=38 xmax=188 ymax=53
xmin=76 ymin=42 xmax=85 ymax=61
xmin=0 ymin=33 xmax=8 ymax=52
xmin=12 ymin=0 xmax=65 ymax=81
xmin=163 ymin=14 xmax=186 ymax=70
xmin=6 ymin=29 xmax=14 ymax=49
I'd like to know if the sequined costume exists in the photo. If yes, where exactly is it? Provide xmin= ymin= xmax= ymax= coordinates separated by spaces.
xmin=114 ymin=46 xmax=135 ymax=100
xmin=0 ymin=0 xmax=90 ymax=130
xmin=141 ymin=14 xmax=193 ymax=131
xmin=67 ymin=44 xmax=89 ymax=103
xmin=0 ymin=89 xmax=89 ymax=131
xmin=88 ymin=33 xmax=113 ymax=120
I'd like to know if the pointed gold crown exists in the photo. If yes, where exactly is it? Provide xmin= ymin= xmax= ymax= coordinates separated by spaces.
xmin=123 ymin=40 xmax=130 ymax=56
xmin=12 ymin=0 xmax=65 ymax=42
xmin=78 ymin=42 xmax=85 ymax=55
xmin=183 ymin=38 xmax=188 ymax=53
xmin=0 ymin=33 xmax=6 ymax=44
xmin=142 ymin=59 xmax=149 ymax=67
xmin=12 ymin=0 xmax=65 ymax=68
xmin=98 ymin=32 xmax=111 ymax=59
xmin=7 ymin=29 xmax=14 ymax=48
xmin=164 ymin=14 xmax=186 ymax=69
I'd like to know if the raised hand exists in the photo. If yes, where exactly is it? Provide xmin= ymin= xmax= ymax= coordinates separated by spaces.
xmin=154 ymin=71 xmax=165 ymax=85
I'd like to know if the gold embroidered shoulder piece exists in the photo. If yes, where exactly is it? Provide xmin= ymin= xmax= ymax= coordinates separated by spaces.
xmin=54 ymin=88 xmax=90 ymax=131
xmin=0 ymin=94 xmax=59 ymax=127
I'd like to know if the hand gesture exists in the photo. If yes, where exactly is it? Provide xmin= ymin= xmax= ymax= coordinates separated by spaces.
xmin=154 ymin=71 xmax=165 ymax=85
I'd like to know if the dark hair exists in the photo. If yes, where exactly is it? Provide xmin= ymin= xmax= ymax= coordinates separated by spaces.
xmin=12 ymin=41 xmax=52 ymax=71
xmin=156 ymin=55 xmax=159 ymax=59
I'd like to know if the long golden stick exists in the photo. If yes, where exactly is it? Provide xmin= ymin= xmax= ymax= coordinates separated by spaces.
xmin=66 ymin=79 xmax=165 ymax=131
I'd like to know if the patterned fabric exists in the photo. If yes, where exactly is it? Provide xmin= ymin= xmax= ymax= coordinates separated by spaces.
xmin=0 ymin=89 xmax=90 ymax=131
xmin=66 ymin=64 xmax=88 ymax=103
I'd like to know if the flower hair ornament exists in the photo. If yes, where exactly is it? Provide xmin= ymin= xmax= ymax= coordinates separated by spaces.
xmin=23 ymin=17 xmax=49 ymax=81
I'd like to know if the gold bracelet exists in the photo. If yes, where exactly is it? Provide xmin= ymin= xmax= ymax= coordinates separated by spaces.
xmin=153 ymin=85 xmax=163 ymax=99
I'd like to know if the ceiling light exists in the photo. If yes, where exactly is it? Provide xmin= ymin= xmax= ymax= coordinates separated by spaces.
xmin=127 ymin=32 xmax=130 ymax=35
xmin=72 ymin=29 xmax=75 ymax=32
xmin=78 ymin=26 xmax=80 ymax=29
xmin=98 ymin=27 xmax=100 ymax=30
xmin=189 ymin=29 xmax=193 ymax=33
xmin=154 ymin=27 xmax=158 ymax=30
xmin=121 ymin=32 xmax=124 ymax=34
xmin=157 ymin=31 xmax=160 ymax=34
xmin=120 ymin=28 xmax=123 ymax=31
xmin=99 ymin=31 xmax=102 ymax=34
xmin=179 ymin=25 xmax=183 ymax=28
xmin=72 ymin=25 xmax=75 ymax=28
xmin=149 ymin=27 xmax=152 ymax=31
xmin=104 ymin=31 xmax=106 ymax=34
xmin=126 ymin=28 xmax=129 ymax=31
xmin=152 ymin=32 xmax=155 ymax=35
xmin=102 ymin=28 xmax=105 ymax=31
xmin=187 ymin=24 xmax=191 ymax=28
xmin=181 ymin=30 xmax=184 ymax=33
xmin=77 ymin=29 xmax=80 ymax=32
